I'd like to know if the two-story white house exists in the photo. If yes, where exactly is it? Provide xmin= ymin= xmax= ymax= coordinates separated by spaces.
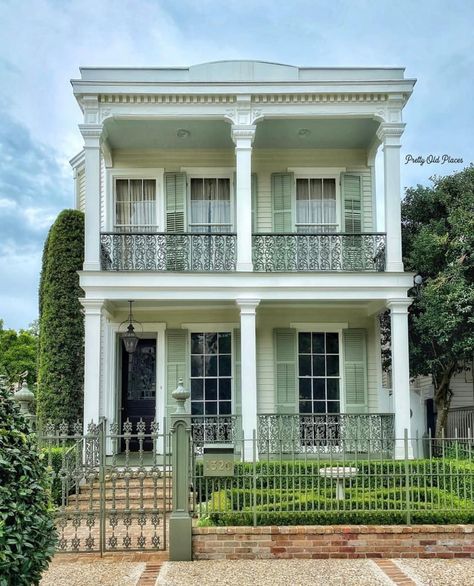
xmin=70 ymin=60 xmax=416 ymax=458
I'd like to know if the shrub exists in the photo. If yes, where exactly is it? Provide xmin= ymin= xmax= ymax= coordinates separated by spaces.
xmin=0 ymin=383 xmax=57 ymax=585
xmin=37 ymin=209 xmax=84 ymax=425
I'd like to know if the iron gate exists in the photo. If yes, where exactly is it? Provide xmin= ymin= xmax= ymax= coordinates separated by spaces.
xmin=39 ymin=419 xmax=171 ymax=554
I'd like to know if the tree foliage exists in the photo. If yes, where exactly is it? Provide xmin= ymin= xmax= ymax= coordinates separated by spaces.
xmin=386 ymin=166 xmax=474 ymax=436
xmin=0 ymin=381 xmax=57 ymax=585
xmin=0 ymin=320 xmax=38 ymax=388
xmin=37 ymin=209 xmax=85 ymax=425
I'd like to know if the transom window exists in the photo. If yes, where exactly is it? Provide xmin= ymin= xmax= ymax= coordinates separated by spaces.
xmin=296 ymin=178 xmax=337 ymax=233
xmin=115 ymin=179 xmax=157 ymax=231
xmin=190 ymin=332 xmax=232 ymax=415
xmin=298 ymin=332 xmax=340 ymax=414
xmin=190 ymin=178 xmax=231 ymax=233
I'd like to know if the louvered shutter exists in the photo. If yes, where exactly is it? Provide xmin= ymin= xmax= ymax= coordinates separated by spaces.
xmin=233 ymin=329 xmax=242 ymax=416
xmin=271 ymin=173 xmax=294 ymax=232
xmin=166 ymin=330 xmax=188 ymax=425
xmin=343 ymin=329 xmax=368 ymax=413
xmin=274 ymin=328 xmax=297 ymax=413
xmin=342 ymin=174 xmax=362 ymax=233
xmin=165 ymin=172 xmax=186 ymax=232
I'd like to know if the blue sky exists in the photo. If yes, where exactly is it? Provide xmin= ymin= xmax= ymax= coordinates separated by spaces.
xmin=0 ymin=0 xmax=473 ymax=329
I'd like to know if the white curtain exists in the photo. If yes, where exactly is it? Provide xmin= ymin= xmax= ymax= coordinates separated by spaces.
xmin=191 ymin=178 xmax=231 ymax=232
xmin=115 ymin=179 xmax=156 ymax=229
xmin=296 ymin=178 xmax=336 ymax=232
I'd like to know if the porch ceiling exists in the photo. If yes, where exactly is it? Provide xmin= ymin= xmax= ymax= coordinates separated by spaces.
xmin=104 ymin=117 xmax=379 ymax=150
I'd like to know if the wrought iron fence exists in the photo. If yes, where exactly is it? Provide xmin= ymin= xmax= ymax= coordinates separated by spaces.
xmin=100 ymin=232 xmax=236 ymax=271
xmin=191 ymin=415 xmax=242 ymax=455
xmin=257 ymin=413 xmax=395 ymax=455
xmin=252 ymin=233 xmax=386 ymax=272
xmin=445 ymin=407 xmax=474 ymax=440
xmin=191 ymin=430 xmax=474 ymax=527
xmin=38 ymin=419 xmax=170 ymax=554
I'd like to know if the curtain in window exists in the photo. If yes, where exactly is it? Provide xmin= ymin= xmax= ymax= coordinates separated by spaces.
xmin=190 ymin=178 xmax=231 ymax=232
xmin=296 ymin=178 xmax=336 ymax=232
xmin=115 ymin=179 xmax=156 ymax=230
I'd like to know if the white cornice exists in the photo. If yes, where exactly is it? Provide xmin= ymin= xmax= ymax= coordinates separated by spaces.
xmin=69 ymin=149 xmax=85 ymax=170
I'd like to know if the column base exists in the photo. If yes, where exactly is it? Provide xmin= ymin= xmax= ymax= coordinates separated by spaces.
xmin=236 ymin=261 xmax=254 ymax=272
xmin=83 ymin=261 xmax=101 ymax=271
xmin=385 ymin=261 xmax=405 ymax=272
xmin=169 ymin=512 xmax=192 ymax=561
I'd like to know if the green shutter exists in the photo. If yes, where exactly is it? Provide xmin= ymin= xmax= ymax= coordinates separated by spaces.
xmin=342 ymin=174 xmax=362 ymax=233
xmin=343 ymin=329 xmax=368 ymax=413
xmin=274 ymin=328 xmax=297 ymax=413
xmin=234 ymin=329 xmax=241 ymax=416
xmin=166 ymin=329 xmax=188 ymax=423
xmin=251 ymin=173 xmax=258 ymax=232
xmin=271 ymin=173 xmax=294 ymax=232
xmin=165 ymin=172 xmax=186 ymax=232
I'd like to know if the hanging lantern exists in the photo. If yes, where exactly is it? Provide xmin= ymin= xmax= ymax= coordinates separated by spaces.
xmin=120 ymin=300 xmax=142 ymax=353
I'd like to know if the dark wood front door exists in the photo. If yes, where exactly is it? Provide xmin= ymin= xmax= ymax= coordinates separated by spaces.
xmin=121 ymin=338 xmax=156 ymax=451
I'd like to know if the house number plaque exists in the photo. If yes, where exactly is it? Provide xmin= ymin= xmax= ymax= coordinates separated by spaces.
xmin=202 ymin=443 xmax=235 ymax=477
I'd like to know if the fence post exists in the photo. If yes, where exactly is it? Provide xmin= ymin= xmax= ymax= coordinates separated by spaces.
xmin=404 ymin=428 xmax=411 ymax=525
xmin=99 ymin=418 xmax=106 ymax=556
xmin=169 ymin=380 xmax=192 ymax=561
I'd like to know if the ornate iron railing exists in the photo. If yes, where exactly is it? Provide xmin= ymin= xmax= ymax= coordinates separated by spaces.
xmin=191 ymin=415 xmax=242 ymax=455
xmin=252 ymin=232 xmax=386 ymax=272
xmin=100 ymin=232 xmax=236 ymax=271
xmin=257 ymin=413 xmax=395 ymax=455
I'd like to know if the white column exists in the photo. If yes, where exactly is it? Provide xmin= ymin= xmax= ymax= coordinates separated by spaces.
xmin=80 ymin=124 xmax=102 ymax=271
xmin=232 ymin=125 xmax=256 ymax=272
xmin=387 ymin=299 xmax=413 ymax=459
xmin=237 ymin=299 xmax=260 ymax=460
xmin=81 ymin=299 xmax=103 ymax=432
xmin=377 ymin=123 xmax=405 ymax=272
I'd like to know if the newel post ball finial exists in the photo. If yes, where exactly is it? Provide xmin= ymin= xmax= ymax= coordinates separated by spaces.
xmin=172 ymin=378 xmax=190 ymax=414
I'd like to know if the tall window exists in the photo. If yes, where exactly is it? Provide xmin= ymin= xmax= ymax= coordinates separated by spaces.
xmin=298 ymin=332 xmax=340 ymax=414
xmin=190 ymin=178 xmax=231 ymax=233
xmin=115 ymin=179 xmax=156 ymax=231
xmin=296 ymin=178 xmax=337 ymax=233
xmin=190 ymin=332 xmax=232 ymax=415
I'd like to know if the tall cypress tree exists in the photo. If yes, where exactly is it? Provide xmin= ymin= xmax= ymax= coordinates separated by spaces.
xmin=37 ymin=209 xmax=85 ymax=425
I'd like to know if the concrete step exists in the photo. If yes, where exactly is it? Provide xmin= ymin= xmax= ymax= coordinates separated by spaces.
xmin=74 ymin=490 xmax=172 ymax=502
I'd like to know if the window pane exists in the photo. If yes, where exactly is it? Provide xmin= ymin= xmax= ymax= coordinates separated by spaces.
xmin=312 ymin=333 xmax=325 ymax=353
xmin=205 ymin=401 xmax=218 ymax=415
xmin=191 ymin=356 xmax=204 ymax=377
xmin=205 ymin=356 xmax=217 ymax=377
xmin=191 ymin=401 xmax=203 ymax=415
xmin=326 ymin=355 xmax=339 ymax=377
xmin=218 ymin=332 xmax=231 ymax=354
xmin=296 ymin=179 xmax=309 ymax=200
xmin=314 ymin=401 xmax=326 ymax=414
xmin=309 ymin=178 xmax=322 ymax=200
xmin=313 ymin=378 xmax=325 ymax=400
xmin=116 ymin=180 xmax=129 ymax=201
xmin=313 ymin=355 xmax=325 ymax=376
xmin=205 ymin=333 xmax=218 ymax=354
xmin=327 ymin=401 xmax=340 ymax=413
xmin=300 ymin=400 xmax=312 ymax=413
xmin=218 ymin=179 xmax=230 ymax=201
xmin=327 ymin=379 xmax=340 ymax=400
xmin=220 ymin=401 xmax=231 ymax=415
xmin=326 ymin=333 xmax=339 ymax=354
xmin=219 ymin=379 xmax=231 ymax=401
xmin=191 ymin=379 xmax=203 ymax=401
xmin=205 ymin=379 xmax=217 ymax=400
xmin=219 ymin=355 xmax=231 ymax=377
xmin=191 ymin=333 xmax=204 ymax=355
xmin=190 ymin=178 xmax=204 ymax=200
xmin=298 ymin=332 xmax=311 ymax=354
xmin=299 ymin=355 xmax=311 ymax=376
xmin=299 ymin=378 xmax=312 ymax=400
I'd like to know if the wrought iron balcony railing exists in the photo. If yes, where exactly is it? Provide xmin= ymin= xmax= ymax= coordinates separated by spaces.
xmin=252 ymin=232 xmax=386 ymax=272
xmin=191 ymin=415 xmax=242 ymax=455
xmin=100 ymin=232 xmax=237 ymax=271
xmin=257 ymin=413 xmax=395 ymax=455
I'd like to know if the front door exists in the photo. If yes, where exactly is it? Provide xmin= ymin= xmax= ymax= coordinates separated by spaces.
xmin=121 ymin=338 xmax=156 ymax=450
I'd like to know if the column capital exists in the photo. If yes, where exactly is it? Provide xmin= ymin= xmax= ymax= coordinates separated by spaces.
xmin=231 ymin=124 xmax=256 ymax=148
xmin=386 ymin=298 xmax=413 ymax=314
xmin=79 ymin=124 xmax=103 ymax=147
xmin=236 ymin=299 xmax=260 ymax=314
xmin=376 ymin=123 xmax=405 ymax=147
xmin=80 ymin=298 xmax=105 ymax=315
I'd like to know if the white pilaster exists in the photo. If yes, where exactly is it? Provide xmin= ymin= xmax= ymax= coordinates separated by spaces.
xmin=232 ymin=125 xmax=256 ymax=272
xmin=81 ymin=299 xmax=104 ymax=432
xmin=387 ymin=298 xmax=413 ymax=459
xmin=236 ymin=299 xmax=260 ymax=460
xmin=377 ymin=123 xmax=405 ymax=272
xmin=80 ymin=124 xmax=103 ymax=271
